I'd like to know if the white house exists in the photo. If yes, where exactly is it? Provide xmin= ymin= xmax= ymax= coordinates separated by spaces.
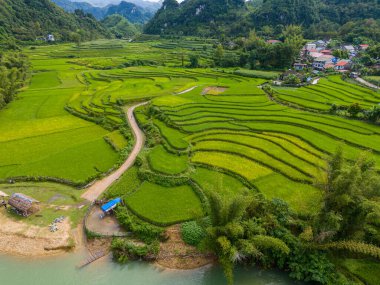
xmin=313 ymin=55 xmax=334 ymax=70
xmin=343 ymin=45 xmax=355 ymax=53
xmin=47 ymin=34 xmax=55 ymax=42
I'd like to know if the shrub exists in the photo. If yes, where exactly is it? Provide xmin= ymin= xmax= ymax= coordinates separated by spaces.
xmin=181 ymin=221 xmax=206 ymax=246
xmin=115 ymin=206 xmax=164 ymax=243
xmin=111 ymin=238 xmax=160 ymax=263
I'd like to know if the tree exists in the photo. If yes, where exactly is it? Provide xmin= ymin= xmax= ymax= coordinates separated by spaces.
xmin=314 ymin=148 xmax=380 ymax=246
xmin=189 ymin=54 xmax=200 ymax=68
xmin=214 ymin=44 xmax=225 ymax=66
xmin=201 ymin=194 xmax=289 ymax=284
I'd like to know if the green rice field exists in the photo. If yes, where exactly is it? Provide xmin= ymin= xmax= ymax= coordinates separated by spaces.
xmin=1 ymin=38 xmax=379 ymax=226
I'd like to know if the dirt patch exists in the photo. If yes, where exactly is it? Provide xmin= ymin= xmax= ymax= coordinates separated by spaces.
xmin=156 ymin=225 xmax=215 ymax=270
xmin=202 ymin=86 xmax=228 ymax=95
xmin=85 ymin=206 xmax=126 ymax=236
xmin=0 ymin=209 xmax=74 ymax=257
xmin=86 ymin=237 xmax=112 ymax=255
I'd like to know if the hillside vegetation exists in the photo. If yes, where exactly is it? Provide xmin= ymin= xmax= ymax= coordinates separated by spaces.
xmin=0 ymin=0 xmax=108 ymax=41
xmin=145 ymin=0 xmax=380 ymax=41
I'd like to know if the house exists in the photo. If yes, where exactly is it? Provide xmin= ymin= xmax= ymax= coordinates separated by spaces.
xmin=0 ymin=191 xmax=8 ymax=198
xmin=47 ymin=34 xmax=55 ymax=42
xmin=359 ymin=44 xmax=369 ymax=51
xmin=313 ymin=55 xmax=334 ymax=70
xmin=324 ymin=63 xmax=335 ymax=70
xmin=314 ymin=40 xmax=327 ymax=49
xmin=321 ymin=49 xmax=332 ymax=55
xmin=294 ymin=63 xmax=308 ymax=71
xmin=343 ymin=45 xmax=355 ymax=53
xmin=309 ymin=52 xmax=324 ymax=59
xmin=305 ymin=43 xmax=317 ymax=51
xmin=8 ymin=193 xmax=40 ymax=217
xmin=335 ymin=60 xmax=351 ymax=71
xmin=266 ymin=40 xmax=281 ymax=45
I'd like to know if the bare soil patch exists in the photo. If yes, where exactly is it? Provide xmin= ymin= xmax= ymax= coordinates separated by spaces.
xmin=202 ymin=86 xmax=228 ymax=95
xmin=0 ymin=210 xmax=73 ymax=256
xmin=86 ymin=206 xmax=126 ymax=236
xmin=156 ymin=225 xmax=215 ymax=270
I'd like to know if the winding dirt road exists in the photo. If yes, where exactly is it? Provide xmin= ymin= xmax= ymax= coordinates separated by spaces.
xmin=81 ymin=102 xmax=148 ymax=201
xmin=355 ymin=77 xmax=379 ymax=89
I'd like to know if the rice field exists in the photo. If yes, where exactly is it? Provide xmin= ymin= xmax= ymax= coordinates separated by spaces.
xmin=1 ymin=38 xmax=379 ymax=225
xmin=272 ymin=75 xmax=380 ymax=111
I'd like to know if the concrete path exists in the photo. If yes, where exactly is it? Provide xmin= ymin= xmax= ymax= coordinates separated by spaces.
xmin=312 ymin=78 xmax=320 ymax=85
xmin=81 ymin=102 xmax=148 ymax=201
xmin=176 ymin=86 xmax=199 ymax=95
xmin=356 ymin=77 xmax=379 ymax=89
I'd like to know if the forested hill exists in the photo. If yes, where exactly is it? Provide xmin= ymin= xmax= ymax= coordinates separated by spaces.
xmin=144 ymin=0 xmax=246 ymax=36
xmin=145 ymin=0 xmax=380 ymax=41
xmin=52 ymin=0 xmax=156 ymax=23
xmin=0 ymin=0 xmax=109 ymax=42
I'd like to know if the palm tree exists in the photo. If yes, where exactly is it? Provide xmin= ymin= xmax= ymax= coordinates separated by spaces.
xmin=202 ymin=194 xmax=290 ymax=285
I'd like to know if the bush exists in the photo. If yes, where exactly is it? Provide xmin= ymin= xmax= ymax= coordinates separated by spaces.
xmin=181 ymin=221 xmax=206 ymax=246
xmin=111 ymin=238 xmax=160 ymax=263
xmin=115 ymin=206 xmax=164 ymax=243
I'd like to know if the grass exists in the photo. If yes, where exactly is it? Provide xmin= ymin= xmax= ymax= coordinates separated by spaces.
xmin=126 ymin=181 xmax=203 ymax=225
xmin=103 ymin=166 xmax=141 ymax=200
xmin=147 ymin=145 xmax=188 ymax=175
xmin=336 ymin=258 xmax=380 ymax=285
xmin=0 ymin=182 xmax=87 ymax=227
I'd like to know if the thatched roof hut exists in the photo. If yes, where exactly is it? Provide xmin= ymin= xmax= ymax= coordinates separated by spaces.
xmin=8 ymin=193 xmax=39 ymax=217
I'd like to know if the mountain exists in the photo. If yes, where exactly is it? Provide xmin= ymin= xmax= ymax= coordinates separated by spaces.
xmin=71 ymin=0 xmax=161 ymax=12
xmin=144 ymin=0 xmax=246 ymax=36
xmin=105 ymin=1 xmax=153 ymax=23
xmin=0 ymin=0 xmax=109 ymax=41
xmin=145 ymin=0 xmax=380 ymax=40
xmin=102 ymin=14 xmax=139 ymax=38
xmin=51 ymin=0 xmax=105 ymax=19
xmin=53 ymin=0 xmax=157 ymax=23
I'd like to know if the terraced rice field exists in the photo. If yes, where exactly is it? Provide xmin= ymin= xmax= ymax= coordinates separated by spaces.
xmin=273 ymin=75 xmax=380 ymax=111
xmin=134 ymin=74 xmax=380 ymax=217
xmin=1 ymin=38 xmax=379 ymax=224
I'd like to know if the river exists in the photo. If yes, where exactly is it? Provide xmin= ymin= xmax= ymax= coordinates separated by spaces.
xmin=0 ymin=251 xmax=302 ymax=285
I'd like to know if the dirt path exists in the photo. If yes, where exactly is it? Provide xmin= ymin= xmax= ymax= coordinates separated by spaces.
xmin=81 ymin=102 xmax=148 ymax=201
xmin=356 ymin=77 xmax=379 ymax=89
xmin=312 ymin=77 xmax=320 ymax=85
xmin=176 ymin=86 xmax=199 ymax=95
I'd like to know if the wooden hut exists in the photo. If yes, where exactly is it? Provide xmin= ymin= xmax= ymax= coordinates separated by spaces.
xmin=8 ymin=193 xmax=40 ymax=217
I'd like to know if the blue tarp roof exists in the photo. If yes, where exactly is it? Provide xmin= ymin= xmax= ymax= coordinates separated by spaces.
xmin=101 ymin=198 xmax=122 ymax=212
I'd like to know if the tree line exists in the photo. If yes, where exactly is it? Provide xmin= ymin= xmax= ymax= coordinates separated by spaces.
xmin=0 ymin=43 xmax=29 ymax=110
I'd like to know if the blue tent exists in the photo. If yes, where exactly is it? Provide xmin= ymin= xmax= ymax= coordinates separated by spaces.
xmin=101 ymin=198 xmax=122 ymax=213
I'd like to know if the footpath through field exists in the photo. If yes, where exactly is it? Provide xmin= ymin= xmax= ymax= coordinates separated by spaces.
xmin=81 ymin=102 xmax=148 ymax=201
xmin=355 ymin=77 xmax=379 ymax=89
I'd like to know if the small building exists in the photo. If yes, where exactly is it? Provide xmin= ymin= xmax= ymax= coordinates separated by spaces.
xmin=266 ymin=39 xmax=281 ymax=45
xmin=343 ymin=45 xmax=355 ymax=53
xmin=0 ymin=191 xmax=9 ymax=198
xmin=47 ymin=34 xmax=55 ymax=42
xmin=313 ymin=55 xmax=334 ymax=70
xmin=305 ymin=43 xmax=317 ymax=51
xmin=321 ymin=49 xmax=332 ymax=55
xmin=309 ymin=52 xmax=323 ymax=59
xmin=314 ymin=40 xmax=327 ymax=48
xmin=294 ymin=63 xmax=307 ymax=71
xmin=359 ymin=44 xmax=369 ymax=51
xmin=101 ymin=198 xmax=122 ymax=215
xmin=8 ymin=193 xmax=39 ymax=217
xmin=335 ymin=60 xmax=351 ymax=71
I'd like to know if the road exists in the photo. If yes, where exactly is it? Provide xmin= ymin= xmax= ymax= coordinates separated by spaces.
xmin=356 ymin=77 xmax=379 ymax=89
xmin=81 ymin=102 xmax=148 ymax=201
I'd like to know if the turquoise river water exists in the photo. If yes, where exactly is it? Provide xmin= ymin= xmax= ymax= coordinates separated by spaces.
xmin=0 ymin=250 xmax=303 ymax=285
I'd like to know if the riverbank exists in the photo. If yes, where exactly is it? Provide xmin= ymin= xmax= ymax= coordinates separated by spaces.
xmin=0 ymin=210 xmax=74 ymax=257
